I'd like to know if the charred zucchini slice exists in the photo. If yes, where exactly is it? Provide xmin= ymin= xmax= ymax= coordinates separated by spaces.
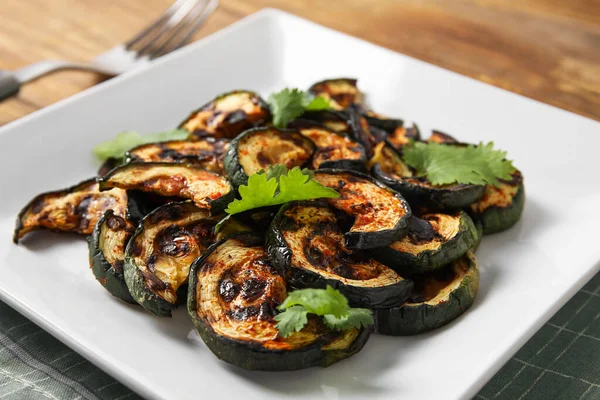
xmin=124 ymin=202 xmax=217 ymax=316
xmin=188 ymin=233 xmax=371 ymax=370
xmin=346 ymin=106 xmax=380 ymax=156
xmin=372 ymin=211 xmax=478 ymax=275
xmin=288 ymin=120 xmax=366 ymax=170
xmin=267 ymin=202 xmax=413 ymax=308
xmin=468 ymin=170 xmax=525 ymax=234
xmin=302 ymin=110 xmax=350 ymax=134
xmin=179 ymin=91 xmax=270 ymax=139
xmin=126 ymin=138 xmax=229 ymax=174
xmin=370 ymin=142 xmax=485 ymax=210
xmin=14 ymin=179 xmax=128 ymax=243
xmin=313 ymin=169 xmax=412 ymax=249
xmin=387 ymin=124 xmax=421 ymax=150
xmin=375 ymin=250 xmax=479 ymax=336
xmin=99 ymin=162 xmax=234 ymax=212
xmin=428 ymin=130 xmax=458 ymax=144
xmin=223 ymin=127 xmax=315 ymax=187
xmin=88 ymin=210 xmax=136 ymax=303
xmin=363 ymin=112 xmax=404 ymax=135
xmin=308 ymin=78 xmax=363 ymax=110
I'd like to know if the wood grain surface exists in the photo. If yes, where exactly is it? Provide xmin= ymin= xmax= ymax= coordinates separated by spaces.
xmin=1 ymin=0 xmax=599 ymax=126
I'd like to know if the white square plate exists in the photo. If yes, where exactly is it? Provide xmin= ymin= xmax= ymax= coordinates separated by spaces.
xmin=1 ymin=9 xmax=599 ymax=400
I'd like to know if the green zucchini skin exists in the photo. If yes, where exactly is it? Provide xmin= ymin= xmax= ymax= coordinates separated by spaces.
xmin=124 ymin=201 xmax=216 ymax=317
xmin=123 ymin=256 xmax=179 ymax=317
xmin=472 ymin=219 xmax=483 ymax=252
xmin=371 ymin=212 xmax=478 ymax=275
xmin=468 ymin=174 xmax=525 ymax=235
xmin=372 ymin=163 xmax=485 ymax=210
xmin=223 ymin=127 xmax=316 ymax=187
xmin=314 ymin=169 xmax=412 ymax=250
xmin=375 ymin=251 xmax=479 ymax=336
xmin=187 ymin=233 xmax=371 ymax=371
xmin=88 ymin=210 xmax=136 ymax=304
xmin=266 ymin=201 xmax=414 ymax=309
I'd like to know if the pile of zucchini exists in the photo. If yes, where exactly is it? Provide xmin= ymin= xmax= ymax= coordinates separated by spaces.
xmin=13 ymin=79 xmax=524 ymax=371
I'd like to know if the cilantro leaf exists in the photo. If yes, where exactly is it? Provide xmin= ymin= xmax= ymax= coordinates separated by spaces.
xmin=274 ymin=305 xmax=308 ymax=337
xmin=323 ymin=308 xmax=374 ymax=330
xmin=279 ymin=286 xmax=348 ymax=317
xmin=225 ymin=166 xmax=339 ymax=215
xmin=93 ymin=129 xmax=188 ymax=162
xmin=403 ymin=141 xmax=515 ymax=187
xmin=275 ymin=286 xmax=373 ymax=338
xmin=268 ymin=88 xmax=330 ymax=128
xmin=304 ymin=96 xmax=331 ymax=111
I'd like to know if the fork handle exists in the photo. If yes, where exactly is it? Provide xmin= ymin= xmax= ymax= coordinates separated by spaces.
xmin=0 ymin=61 xmax=118 ymax=102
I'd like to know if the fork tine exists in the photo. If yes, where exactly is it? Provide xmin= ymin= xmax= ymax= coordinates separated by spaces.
xmin=149 ymin=0 xmax=219 ymax=59
xmin=125 ymin=0 xmax=194 ymax=49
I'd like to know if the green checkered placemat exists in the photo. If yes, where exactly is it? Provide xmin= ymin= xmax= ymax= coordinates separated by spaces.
xmin=1 ymin=272 xmax=598 ymax=400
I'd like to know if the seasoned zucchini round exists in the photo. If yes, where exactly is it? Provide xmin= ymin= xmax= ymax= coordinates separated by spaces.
xmin=313 ymin=169 xmax=412 ymax=249
xmin=99 ymin=162 xmax=234 ymax=212
xmin=267 ymin=201 xmax=413 ymax=309
xmin=375 ymin=250 xmax=479 ymax=336
xmin=370 ymin=142 xmax=485 ymax=210
xmin=371 ymin=211 xmax=478 ymax=275
xmin=363 ymin=112 xmax=404 ymax=135
xmin=288 ymin=119 xmax=366 ymax=171
xmin=472 ymin=219 xmax=483 ymax=252
xmin=308 ymin=78 xmax=363 ymax=110
xmin=387 ymin=124 xmax=421 ymax=150
xmin=223 ymin=127 xmax=316 ymax=187
xmin=124 ymin=202 xmax=218 ymax=316
xmin=428 ymin=130 xmax=458 ymax=144
xmin=88 ymin=210 xmax=136 ymax=303
xmin=126 ymin=138 xmax=229 ymax=174
xmin=179 ymin=90 xmax=270 ymax=139
xmin=14 ymin=178 xmax=128 ymax=243
xmin=346 ymin=106 xmax=379 ymax=156
xmin=468 ymin=170 xmax=525 ymax=234
xmin=302 ymin=110 xmax=350 ymax=134
xmin=188 ymin=233 xmax=371 ymax=370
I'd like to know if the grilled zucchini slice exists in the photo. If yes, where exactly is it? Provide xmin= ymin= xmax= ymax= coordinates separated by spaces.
xmin=375 ymin=250 xmax=479 ymax=335
xmin=126 ymin=138 xmax=229 ymax=174
xmin=346 ymin=106 xmax=380 ymax=156
xmin=308 ymin=78 xmax=363 ymax=110
xmin=302 ymin=110 xmax=350 ymax=134
xmin=428 ymin=130 xmax=458 ymax=144
xmin=313 ymin=169 xmax=412 ymax=249
xmin=372 ymin=211 xmax=478 ymax=275
xmin=223 ymin=127 xmax=315 ymax=187
xmin=88 ymin=210 xmax=136 ymax=303
xmin=288 ymin=120 xmax=366 ymax=170
xmin=124 ymin=202 xmax=218 ymax=316
xmin=267 ymin=201 xmax=413 ymax=308
xmin=99 ymin=162 xmax=234 ymax=212
xmin=179 ymin=90 xmax=270 ymax=139
xmin=370 ymin=142 xmax=485 ymax=210
xmin=387 ymin=124 xmax=421 ymax=150
xmin=468 ymin=170 xmax=525 ymax=234
xmin=14 ymin=179 xmax=128 ymax=243
xmin=363 ymin=112 xmax=404 ymax=135
xmin=188 ymin=233 xmax=371 ymax=370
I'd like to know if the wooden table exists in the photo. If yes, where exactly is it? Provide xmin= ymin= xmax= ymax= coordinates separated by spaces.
xmin=1 ymin=0 xmax=599 ymax=126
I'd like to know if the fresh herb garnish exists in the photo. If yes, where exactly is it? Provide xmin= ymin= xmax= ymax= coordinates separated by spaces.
xmin=275 ymin=286 xmax=373 ymax=337
xmin=403 ymin=141 xmax=516 ymax=187
xmin=93 ymin=129 xmax=188 ymax=162
xmin=224 ymin=165 xmax=339 ymax=215
xmin=268 ymin=88 xmax=331 ymax=128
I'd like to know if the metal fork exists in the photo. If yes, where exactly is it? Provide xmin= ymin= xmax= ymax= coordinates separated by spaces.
xmin=0 ymin=0 xmax=218 ymax=101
